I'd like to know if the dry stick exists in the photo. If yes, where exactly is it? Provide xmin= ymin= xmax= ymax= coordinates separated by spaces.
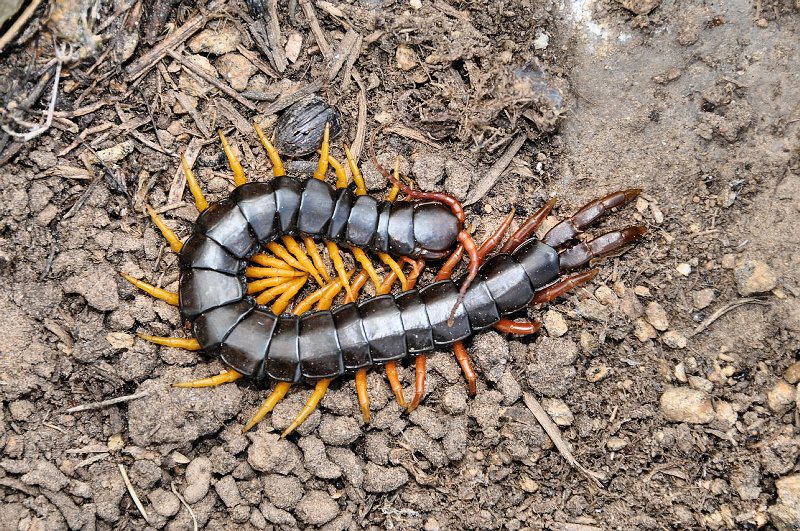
xmin=464 ymin=133 xmax=527 ymax=206
xmin=168 ymin=137 xmax=204 ymax=205
xmin=385 ymin=125 xmax=442 ymax=150
xmin=522 ymin=393 xmax=604 ymax=489
xmin=125 ymin=11 xmax=207 ymax=80
xmin=326 ymin=30 xmax=360 ymax=82
xmin=299 ymin=0 xmax=332 ymax=58
xmin=119 ymin=464 xmax=150 ymax=524
xmin=236 ymin=44 xmax=279 ymax=79
xmin=261 ymin=81 xmax=323 ymax=116
xmin=0 ymin=0 xmax=43 ymax=53
xmin=341 ymin=33 xmax=363 ymax=93
xmin=689 ymin=298 xmax=771 ymax=337
xmin=350 ymin=71 xmax=368 ymax=164
xmin=173 ymin=90 xmax=211 ymax=137
xmin=266 ymin=0 xmax=288 ymax=72
xmin=66 ymin=391 xmax=151 ymax=413
xmin=217 ymin=98 xmax=252 ymax=136
xmin=168 ymin=50 xmax=257 ymax=111
xmin=171 ymin=482 xmax=198 ymax=531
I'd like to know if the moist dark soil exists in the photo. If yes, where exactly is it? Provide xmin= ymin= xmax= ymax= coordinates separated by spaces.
xmin=0 ymin=0 xmax=798 ymax=530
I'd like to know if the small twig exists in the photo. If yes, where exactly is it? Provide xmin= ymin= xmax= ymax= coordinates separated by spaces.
xmin=689 ymin=297 xmax=771 ymax=337
xmin=171 ymin=482 xmax=198 ymax=531
xmin=349 ymin=70 xmax=367 ymax=163
xmin=138 ymin=87 xmax=171 ymax=154
xmin=65 ymin=390 xmax=150 ymax=413
xmin=2 ymin=55 xmax=62 ymax=141
xmin=265 ymin=0 xmax=288 ymax=72
xmin=119 ymin=464 xmax=150 ymax=524
xmin=173 ymin=90 xmax=211 ymax=137
xmin=0 ymin=0 xmax=44 ymax=53
xmin=464 ymin=133 xmax=527 ymax=206
xmin=168 ymin=137 xmax=204 ymax=205
xmin=168 ymin=50 xmax=257 ymax=111
xmin=384 ymin=125 xmax=442 ymax=150
xmin=125 ymin=10 xmax=208 ymax=80
xmin=299 ymin=0 xmax=331 ymax=57
xmin=261 ymin=81 xmax=322 ymax=116
xmin=523 ymin=393 xmax=604 ymax=489
xmin=236 ymin=44 xmax=279 ymax=79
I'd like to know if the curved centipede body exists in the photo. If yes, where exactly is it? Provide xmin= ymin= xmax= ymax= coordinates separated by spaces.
xmin=126 ymin=122 xmax=646 ymax=436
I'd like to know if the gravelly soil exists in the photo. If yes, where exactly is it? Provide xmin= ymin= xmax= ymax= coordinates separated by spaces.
xmin=0 ymin=0 xmax=798 ymax=530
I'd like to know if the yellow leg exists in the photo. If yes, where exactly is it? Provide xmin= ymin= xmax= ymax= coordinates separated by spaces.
xmin=377 ymin=253 xmax=408 ymax=291
xmin=355 ymin=368 xmax=370 ymax=423
xmin=121 ymin=273 xmax=179 ymax=305
xmin=245 ymin=266 xmax=307 ymax=279
xmin=303 ymin=237 xmax=331 ymax=284
xmin=282 ymin=378 xmax=332 ymax=437
xmin=385 ymin=361 xmax=407 ymax=408
xmin=344 ymin=270 xmax=369 ymax=304
xmin=250 ymin=253 xmax=291 ymax=269
xmin=272 ymin=276 xmax=308 ymax=314
xmin=137 ymin=333 xmax=200 ymax=350
xmin=294 ymin=270 xmax=352 ymax=315
xmin=327 ymin=154 xmax=349 ymax=189
xmin=312 ymin=122 xmax=330 ymax=181
xmin=345 ymin=145 xmax=367 ymax=196
xmin=241 ymin=381 xmax=292 ymax=433
xmin=181 ymin=153 xmax=208 ymax=212
xmin=386 ymin=156 xmax=401 ymax=202
xmin=351 ymin=247 xmax=382 ymax=292
xmin=254 ymin=277 xmax=306 ymax=305
xmin=174 ymin=369 xmax=241 ymax=388
xmin=326 ymin=241 xmax=355 ymax=302
xmin=145 ymin=205 xmax=183 ymax=253
xmin=282 ymin=236 xmax=324 ymax=286
xmin=246 ymin=276 xmax=296 ymax=295
xmin=266 ymin=242 xmax=315 ymax=276
xmin=253 ymin=122 xmax=285 ymax=177
xmin=218 ymin=130 xmax=246 ymax=186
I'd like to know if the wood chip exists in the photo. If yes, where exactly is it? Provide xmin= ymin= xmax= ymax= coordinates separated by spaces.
xmin=236 ymin=44 xmax=279 ymax=79
xmin=326 ymin=30 xmax=360 ymax=82
xmin=168 ymin=137 xmax=204 ymax=205
xmin=299 ymin=0 xmax=331 ymax=57
xmin=216 ymin=99 xmax=252 ymax=136
xmin=384 ymin=125 xmax=442 ymax=150
xmin=464 ymin=133 xmax=527 ymax=206
xmin=168 ymin=50 xmax=257 ymax=111
xmin=266 ymin=0 xmax=288 ymax=72
xmin=173 ymin=90 xmax=211 ymax=138
xmin=125 ymin=11 xmax=208 ymax=81
xmin=260 ymin=81 xmax=322 ymax=117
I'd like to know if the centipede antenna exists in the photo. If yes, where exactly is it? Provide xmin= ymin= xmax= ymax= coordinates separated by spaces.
xmin=145 ymin=205 xmax=183 ymax=253
xmin=344 ymin=145 xmax=367 ymax=196
xmin=267 ymin=242 xmax=316 ymax=277
xmin=245 ymin=267 xmax=307 ymax=279
xmin=452 ymin=341 xmax=477 ymax=397
xmin=281 ymin=236 xmax=324 ymax=285
xmin=120 ymin=273 xmax=179 ymax=305
xmin=218 ymin=130 xmax=246 ymax=186
xmin=174 ymin=369 xmax=242 ymax=388
xmin=327 ymin=242 xmax=356 ymax=302
xmin=253 ymin=122 xmax=285 ymax=177
xmin=327 ymin=153 xmax=349 ymax=189
xmin=355 ymin=369 xmax=370 ymax=423
xmin=377 ymin=253 xmax=408 ymax=290
xmin=282 ymin=378 xmax=332 ymax=437
xmin=250 ymin=253 xmax=291 ymax=269
xmin=271 ymin=276 xmax=308 ymax=314
xmin=352 ymin=247 xmax=382 ymax=292
xmin=180 ymin=153 xmax=208 ymax=212
xmin=407 ymin=354 xmax=427 ymax=413
xmin=493 ymin=319 xmax=542 ymax=335
xmin=313 ymin=122 xmax=330 ymax=181
xmin=137 ymin=334 xmax=201 ymax=351
xmin=303 ymin=237 xmax=332 ymax=283
xmin=242 ymin=381 xmax=292 ymax=433
xmin=246 ymin=276 xmax=296 ymax=294
xmin=385 ymin=361 xmax=407 ymax=408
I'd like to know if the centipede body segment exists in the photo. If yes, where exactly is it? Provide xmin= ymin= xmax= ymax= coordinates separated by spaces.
xmin=125 ymin=121 xmax=646 ymax=436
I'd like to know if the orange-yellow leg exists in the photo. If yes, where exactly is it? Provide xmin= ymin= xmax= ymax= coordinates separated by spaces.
xmin=385 ymin=361 xmax=407 ymax=408
xmin=253 ymin=122 xmax=285 ymax=177
xmin=282 ymin=378 xmax=332 ymax=437
xmin=181 ymin=153 xmax=208 ymax=212
xmin=327 ymin=153 xmax=349 ymax=189
xmin=174 ymin=369 xmax=242 ymax=388
xmin=326 ymin=241 xmax=356 ymax=302
xmin=242 ymin=381 xmax=292 ymax=433
xmin=145 ymin=205 xmax=183 ymax=253
xmin=453 ymin=340 xmax=477 ymax=397
xmin=246 ymin=276 xmax=297 ymax=294
xmin=494 ymin=318 xmax=542 ymax=335
xmin=218 ymin=130 xmax=246 ymax=186
xmin=121 ymin=273 xmax=179 ymax=305
xmin=303 ymin=237 xmax=331 ymax=284
xmin=407 ymin=354 xmax=426 ymax=412
xmin=345 ymin=145 xmax=367 ymax=196
xmin=267 ymin=242 xmax=316 ymax=277
xmin=477 ymin=208 xmax=516 ymax=259
xmin=245 ymin=266 xmax=306 ymax=279
xmin=355 ymin=368 xmax=370 ymax=423
xmin=377 ymin=253 xmax=407 ymax=290
xmin=498 ymin=198 xmax=556 ymax=254
xmin=137 ymin=333 xmax=200 ymax=350
xmin=313 ymin=123 xmax=330 ymax=180
xmin=254 ymin=276 xmax=307 ymax=305
xmin=293 ymin=270 xmax=353 ymax=315
xmin=386 ymin=156 xmax=401 ymax=202
xmin=250 ymin=253 xmax=291 ymax=269
xmin=351 ymin=247 xmax=382 ymax=292
xmin=272 ymin=276 xmax=309 ymax=314
xmin=281 ymin=236 xmax=324 ymax=286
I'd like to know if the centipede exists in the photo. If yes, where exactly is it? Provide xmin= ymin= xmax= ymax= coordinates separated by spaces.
xmin=123 ymin=118 xmax=646 ymax=437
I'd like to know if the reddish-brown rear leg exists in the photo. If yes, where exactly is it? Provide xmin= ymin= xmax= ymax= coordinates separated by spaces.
xmin=558 ymin=226 xmax=646 ymax=271
xmin=494 ymin=319 xmax=542 ymax=335
xmin=499 ymin=199 xmax=556 ymax=254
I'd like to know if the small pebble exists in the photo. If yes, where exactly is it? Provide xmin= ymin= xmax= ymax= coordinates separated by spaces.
xmin=688 ymin=375 xmax=714 ymax=393
xmin=294 ymin=490 xmax=339 ymax=525
xmin=215 ymin=53 xmax=256 ymax=92
xmin=660 ymin=387 xmax=715 ymax=424
xmin=676 ymin=263 xmax=692 ymax=276
xmin=396 ymin=44 xmax=417 ymax=71
xmin=734 ymin=260 xmax=777 ymax=296
xmin=662 ymin=330 xmax=688 ymax=349
xmin=410 ymin=0 xmax=423 ymax=9
xmin=714 ymin=400 xmax=737 ymax=428
xmin=214 ymin=475 xmax=242 ymax=508
xmin=183 ymin=456 xmax=212 ymax=504
xmin=519 ymin=476 xmax=539 ymax=493
xmin=148 ymin=488 xmax=180 ymax=517
xmin=543 ymin=310 xmax=568 ymax=337
xmin=575 ymin=299 xmax=609 ymax=322
xmin=606 ymin=437 xmax=628 ymax=451
xmin=784 ymin=362 xmax=800 ymax=385
xmin=634 ymin=318 xmax=657 ymax=342
xmin=645 ymin=302 xmax=670 ymax=331
xmin=579 ymin=330 xmax=598 ymax=353
xmin=586 ymin=365 xmax=610 ymax=383
xmin=363 ymin=463 xmax=409 ymax=493
xmin=442 ymin=386 xmax=468 ymax=414
xmin=594 ymin=285 xmax=618 ymax=306
xmin=769 ymin=474 xmax=800 ymax=530
xmin=674 ymin=362 xmax=687 ymax=383
xmin=767 ymin=380 xmax=796 ymax=415
xmin=542 ymin=398 xmax=573 ymax=426
xmin=634 ymin=285 xmax=651 ymax=297
xmin=693 ymin=288 xmax=716 ymax=310
xmin=188 ymin=25 xmax=241 ymax=55
xmin=285 ymin=32 xmax=303 ymax=63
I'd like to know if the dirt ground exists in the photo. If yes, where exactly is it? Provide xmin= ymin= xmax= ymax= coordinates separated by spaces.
xmin=0 ymin=0 xmax=798 ymax=529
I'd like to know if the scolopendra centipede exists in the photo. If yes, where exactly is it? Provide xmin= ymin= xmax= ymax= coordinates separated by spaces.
xmin=123 ymin=119 xmax=646 ymax=437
